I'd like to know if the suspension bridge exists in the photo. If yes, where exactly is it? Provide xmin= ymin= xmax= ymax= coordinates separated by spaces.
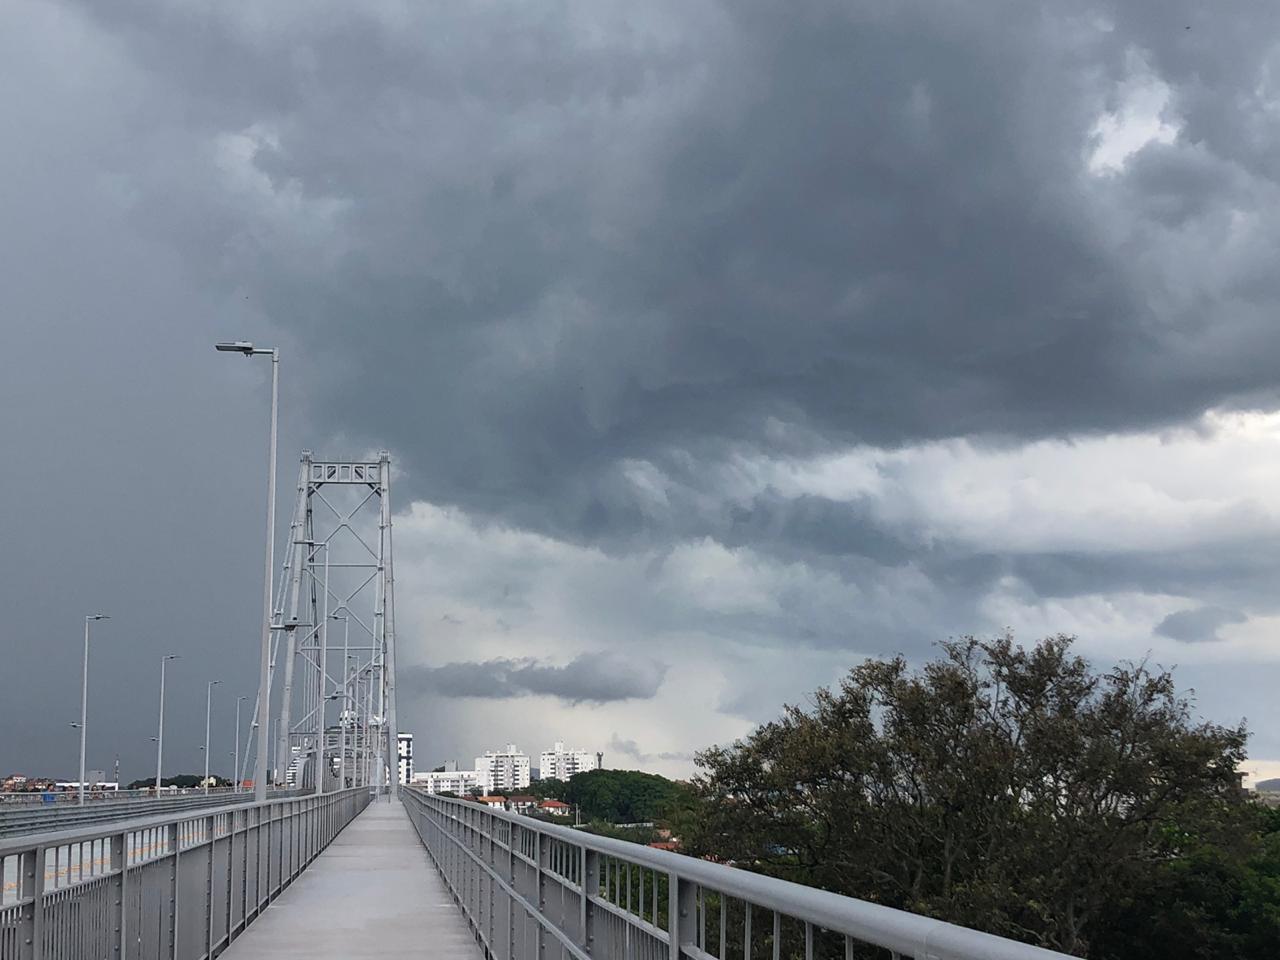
xmin=0 ymin=453 xmax=1073 ymax=960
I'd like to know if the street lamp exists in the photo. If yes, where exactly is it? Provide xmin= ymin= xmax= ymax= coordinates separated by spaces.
xmin=234 ymin=696 xmax=248 ymax=792
xmin=154 ymin=655 xmax=180 ymax=792
xmin=78 ymin=615 xmax=109 ymax=805
xmin=215 ymin=339 xmax=279 ymax=803
xmin=203 ymin=680 xmax=221 ymax=794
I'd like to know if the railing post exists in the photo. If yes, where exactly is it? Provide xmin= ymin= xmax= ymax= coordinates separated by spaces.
xmin=275 ymin=803 xmax=284 ymax=894
xmin=507 ymin=827 xmax=516 ymax=960
xmin=227 ymin=812 xmax=237 ymax=946
xmin=111 ymin=831 xmax=128 ymax=959
xmin=18 ymin=847 xmax=45 ymax=960
xmin=582 ymin=848 xmax=598 ymax=954
xmin=205 ymin=814 xmax=217 ymax=957
xmin=254 ymin=805 xmax=264 ymax=916
xmin=166 ymin=822 xmax=180 ymax=959
xmin=668 ymin=871 xmax=695 ymax=960
xmin=536 ymin=833 xmax=548 ymax=960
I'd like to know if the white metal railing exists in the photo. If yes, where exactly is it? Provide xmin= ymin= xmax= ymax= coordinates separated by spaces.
xmin=0 ymin=786 xmax=370 ymax=959
xmin=401 ymin=789 xmax=1074 ymax=960
xmin=0 ymin=788 xmax=308 ymax=840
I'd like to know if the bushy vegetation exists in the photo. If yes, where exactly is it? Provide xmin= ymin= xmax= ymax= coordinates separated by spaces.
xmin=535 ymin=768 xmax=692 ymax=824
xmin=125 ymin=774 xmax=224 ymax=789
xmin=681 ymin=634 xmax=1279 ymax=958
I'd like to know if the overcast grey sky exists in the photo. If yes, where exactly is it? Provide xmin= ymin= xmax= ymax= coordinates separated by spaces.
xmin=4 ymin=0 xmax=1280 ymax=785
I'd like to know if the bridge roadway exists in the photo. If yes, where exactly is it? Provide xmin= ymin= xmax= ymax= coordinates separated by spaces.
xmin=219 ymin=796 xmax=482 ymax=959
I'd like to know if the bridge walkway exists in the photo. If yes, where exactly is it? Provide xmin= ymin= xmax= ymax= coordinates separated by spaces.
xmin=220 ymin=797 xmax=482 ymax=959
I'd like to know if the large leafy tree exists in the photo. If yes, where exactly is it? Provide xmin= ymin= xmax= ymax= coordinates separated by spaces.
xmin=682 ymin=635 xmax=1255 ymax=957
xmin=1090 ymin=803 xmax=1280 ymax=959
xmin=559 ymin=768 xmax=691 ymax=824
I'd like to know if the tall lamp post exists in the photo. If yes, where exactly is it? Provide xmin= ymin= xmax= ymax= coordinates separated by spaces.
xmin=78 ymin=614 xmax=109 ymax=804
xmin=203 ymin=680 xmax=221 ymax=794
xmin=234 ymin=695 xmax=248 ymax=792
xmin=215 ymin=340 xmax=279 ymax=803
xmin=154 ymin=655 xmax=180 ymax=792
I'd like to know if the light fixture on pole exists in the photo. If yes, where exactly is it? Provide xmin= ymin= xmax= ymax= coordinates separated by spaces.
xmin=78 ymin=615 xmax=109 ymax=805
xmin=203 ymin=680 xmax=221 ymax=794
xmin=215 ymin=340 xmax=279 ymax=803
xmin=154 ymin=655 xmax=180 ymax=792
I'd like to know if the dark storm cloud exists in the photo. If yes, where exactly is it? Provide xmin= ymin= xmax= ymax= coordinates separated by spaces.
xmin=406 ymin=652 xmax=668 ymax=704
xmin=1156 ymin=606 xmax=1247 ymax=644
xmin=66 ymin=0 xmax=1280 ymax=546
xmin=1010 ymin=543 xmax=1280 ymax=608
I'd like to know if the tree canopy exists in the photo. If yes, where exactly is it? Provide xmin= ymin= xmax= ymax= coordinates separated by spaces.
xmin=681 ymin=634 xmax=1270 ymax=958
xmin=540 ymin=768 xmax=690 ymax=824
xmin=124 ymin=774 xmax=218 ymax=790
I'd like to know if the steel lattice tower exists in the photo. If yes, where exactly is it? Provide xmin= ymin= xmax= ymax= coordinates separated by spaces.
xmin=266 ymin=451 xmax=399 ymax=795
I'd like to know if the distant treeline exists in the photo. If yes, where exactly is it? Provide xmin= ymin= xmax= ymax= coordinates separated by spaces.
xmin=531 ymin=768 xmax=693 ymax=825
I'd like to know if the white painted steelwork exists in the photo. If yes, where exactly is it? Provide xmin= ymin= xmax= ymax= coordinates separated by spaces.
xmin=401 ymin=790 xmax=1076 ymax=960
xmin=0 ymin=787 xmax=369 ymax=959
xmin=268 ymin=453 xmax=399 ymax=798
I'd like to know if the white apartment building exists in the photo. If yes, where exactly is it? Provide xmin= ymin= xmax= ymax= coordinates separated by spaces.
xmin=397 ymin=733 xmax=414 ymax=785
xmin=413 ymin=768 xmax=491 ymax=796
xmin=539 ymin=741 xmax=600 ymax=782
xmin=475 ymin=744 xmax=531 ymax=792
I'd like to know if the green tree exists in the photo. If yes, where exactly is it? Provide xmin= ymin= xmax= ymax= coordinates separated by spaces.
xmin=125 ymin=774 xmax=209 ymax=790
xmin=1090 ymin=802 xmax=1280 ymax=959
xmin=561 ymin=769 xmax=691 ymax=824
xmin=682 ymin=634 xmax=1252 ymax=957
xmin=530 ymin=777 xmax=568 ymax=800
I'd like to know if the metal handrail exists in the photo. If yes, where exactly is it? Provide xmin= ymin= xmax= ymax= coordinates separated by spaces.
xmin=0 ymin=786 xmax=371 ymax=959
xmin=401 ymin=788 xmax=1073 ymax=960
xmin=0 ymin=789 xmax=315 ymax=854
xmin=0 ymin=788 xmax=308 ymax=840
xmin=0 ymin=786 xmax=257 ymax=805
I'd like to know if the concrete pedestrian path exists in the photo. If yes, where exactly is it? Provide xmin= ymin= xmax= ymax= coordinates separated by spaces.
xmin=221 ymin=798 xmax=483 ymax=959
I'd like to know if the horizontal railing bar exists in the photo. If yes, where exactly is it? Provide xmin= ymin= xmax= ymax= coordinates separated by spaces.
xmin=0 ymin=789 xmax=353 ymax=855
xmin=591 ymin=891 xmax=671 ymax=944
xmin=0 ymin=787 xmax=307 ymax=838
xmin=412 ymin=797 xmax=594 ymax=960
xmin=404 ymin=788 xmax=1074 ymax=960
xmin=3 ymin=786 xmax=373 ymax=959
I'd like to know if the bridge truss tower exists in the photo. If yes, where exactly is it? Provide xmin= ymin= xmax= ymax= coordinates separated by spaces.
xmin=267 ymin=452 xmax=399 ymax=796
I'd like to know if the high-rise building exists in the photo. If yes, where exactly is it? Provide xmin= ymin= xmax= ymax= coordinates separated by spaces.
xmin=474 ymin=743 xmax=530 ymax=792
xmin=397 ymin=733 xmax=414 ymax=785
xmin=538 ymin=741 xmax=600 ymax=782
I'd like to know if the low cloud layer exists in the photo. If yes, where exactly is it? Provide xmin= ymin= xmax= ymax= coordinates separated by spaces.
xmin=607 ymin=735 xmax=695 ymax=766
xmin=407 ymin=652 xmax=667 ymax=705
xmin=1156 ymin=606 xmax=1248 ymax=644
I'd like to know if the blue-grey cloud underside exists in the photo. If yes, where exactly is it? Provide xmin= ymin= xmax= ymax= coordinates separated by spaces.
xmin=405 ymin=653 xmax=668 ymax=704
